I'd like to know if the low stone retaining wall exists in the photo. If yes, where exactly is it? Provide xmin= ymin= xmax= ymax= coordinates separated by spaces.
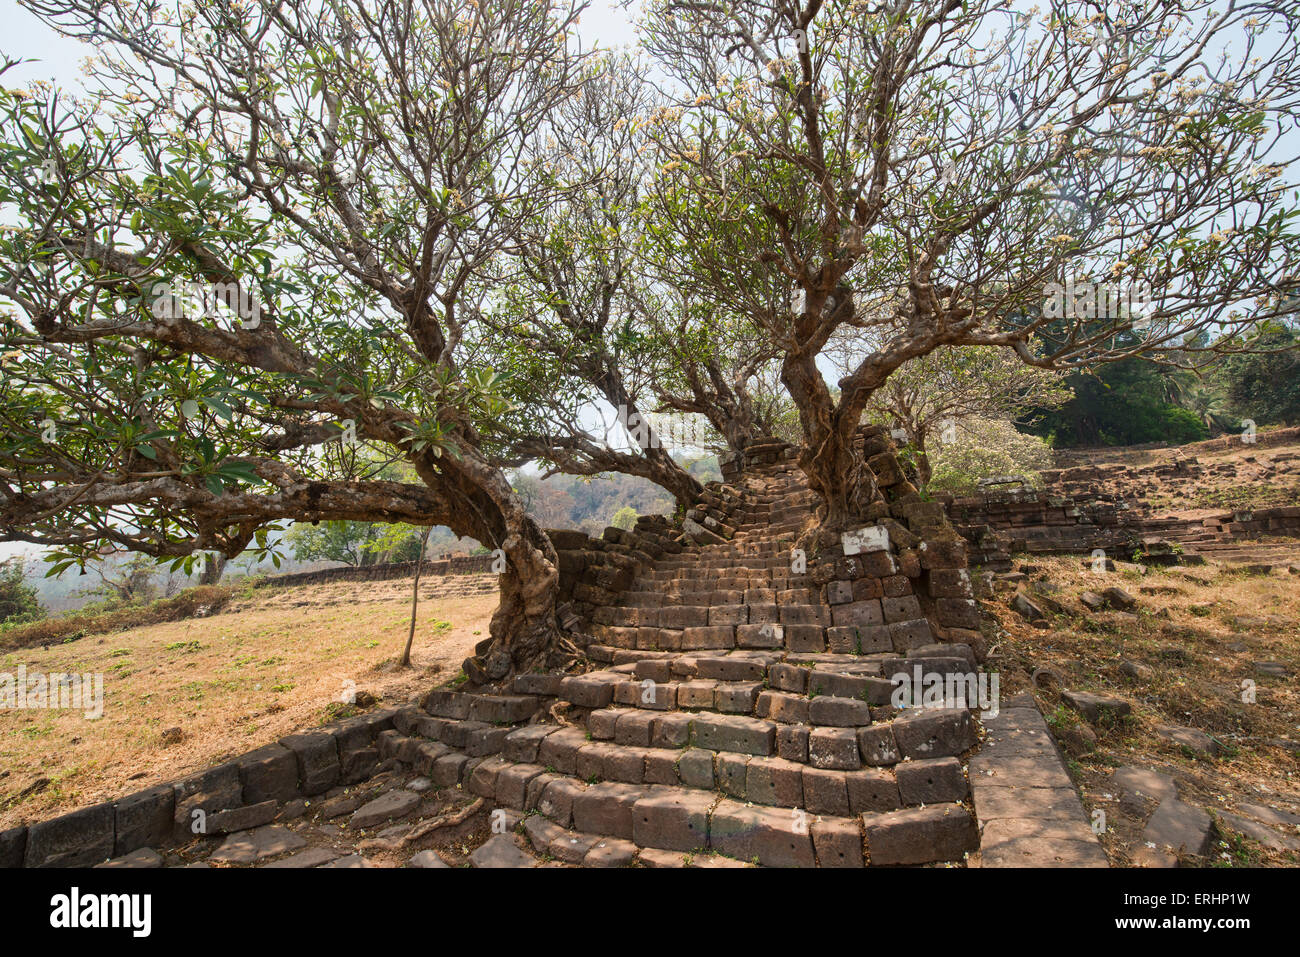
xmin=260 ymin=554 xmax=495 ymax=587
xmin=0 ymin=706 xmax=402 ymax=867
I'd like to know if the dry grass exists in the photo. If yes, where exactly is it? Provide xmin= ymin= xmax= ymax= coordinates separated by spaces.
xmin=0 ymin=576 xmax=496 ymax=830
xmin=984 ymin=549 xmax=1300 ymax=866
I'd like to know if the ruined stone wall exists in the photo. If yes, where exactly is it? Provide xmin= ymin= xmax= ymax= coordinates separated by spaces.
xmin=0 ymin=706 xmax=403 ymax=867
xmin=945 ymin=491 xmax=1300 ymax=569
xmin=548 ymin=519 xmax=688 ymax=634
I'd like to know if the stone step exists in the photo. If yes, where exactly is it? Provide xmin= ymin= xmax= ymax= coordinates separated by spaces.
xmin=587 ymin=615 xmax=940 ymax=656
xmin=371 ymin=714 xmax=980 ymax=866
xmin=571 ymin=696 xmax=977 ymax=770
xmin=594 ymin=601 xmax=840 ymax=629
xmin=477 ymin=752 xmax=977 ymax=867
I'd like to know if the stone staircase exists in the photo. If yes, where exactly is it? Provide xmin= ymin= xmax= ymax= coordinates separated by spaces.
xmin=376 ymin=438 xmax=989 ymax=866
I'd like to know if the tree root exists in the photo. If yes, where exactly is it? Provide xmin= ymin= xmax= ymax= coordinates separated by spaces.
xmin=402 ymin=797 xmax=485 ymax=845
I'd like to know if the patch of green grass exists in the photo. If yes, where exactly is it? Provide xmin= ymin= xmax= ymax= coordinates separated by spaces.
xmin=1210 ymin=828 xmax=1266 ymax=867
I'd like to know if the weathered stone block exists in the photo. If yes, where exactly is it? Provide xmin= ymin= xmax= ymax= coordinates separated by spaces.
xmin=802 ymin=767 xmax=850 ymax=815
xmin=113 ymin=785 xmax=174 ymax=857
xmin=896 ymin=756 xmax=968 ymax=805
xmin=691 ymin=714 xmax=775 ymax=756
xmin=808 ymin=727 xmax=861 ymax=769
xmin=812 ymin=817 xmax=865 ymax=867
xmin=891 ymin=708 xmax=977 ymax=759
xmin=25 ymin=803 xmax=115 ymax=868
xmin=809 ymin=696 xmax=874 ymax=727
xmin=278 ymin=732 xmax=340 ymax=796
xmin=845 ymin=768 xmax=900 ymax=813
xmin=710 ymin=800 xmax=815 ymax=868
xmin=632 ymin=791 xmax=712 ymax=852
xmin=864 ymin=803 xmax=977 ymax=865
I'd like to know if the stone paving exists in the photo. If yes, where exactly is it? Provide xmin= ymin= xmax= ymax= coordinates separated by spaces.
xmin=969 ymin=693 xmax=1106 ymax=867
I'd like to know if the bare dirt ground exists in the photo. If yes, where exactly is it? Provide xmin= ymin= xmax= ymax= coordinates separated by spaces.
xmin=984 ymin=548 xmax=1300 ymax=866
xmin=0 ymin=576 xmax=495 ymax=830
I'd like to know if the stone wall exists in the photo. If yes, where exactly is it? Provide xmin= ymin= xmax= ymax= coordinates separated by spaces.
xmin=260 ymin=554 xmax=494 ymax=588
xmin=0 ymin=706 xmax=402 ymax=867
xmin=945 ymin=491 xmax=1300 ymax=570
xmin=549 ymin=520 xmax=688 ymax=637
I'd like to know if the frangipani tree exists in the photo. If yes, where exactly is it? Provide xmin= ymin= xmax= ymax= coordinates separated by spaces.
xmin=643 ymin=0 xmax=1300 ymax=527
xmin=1 ymin=0 xmax=595 ymax=682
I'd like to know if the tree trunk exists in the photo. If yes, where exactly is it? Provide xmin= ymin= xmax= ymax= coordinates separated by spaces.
xmin=401 ymin=527 xmax=432 ymax=668
xmin=644 ymin=446 xmax=704 ymax=512
xmin=781 ymin=352 xmax=878 ymax=530
xmin=420 ymin=445 xmax=568 ymax=686
xmin=911 ymin=429 xmax=933 ymax=489
xmin=198 ymin=553 xmax=226 ymax=586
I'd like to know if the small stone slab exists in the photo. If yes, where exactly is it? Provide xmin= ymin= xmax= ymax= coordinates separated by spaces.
xmin=1061 ymin=690 xmax=1131 ymax=725
xmin=690 ymin=853 xmax=751 ymax=868
xmin=584 ymin=837 xmax=638 ymax=867
xmin=548 ymin=831 xmax=601 ymax=864
xmin=263 ymin=847 xmax=341 ymax=868
xmin=1101 ymin=587 xmax=1138 ymax=611
xmin=636 ymin=847 xmax=686 ymax=868
xmin=974 ymin=786 xmax=1091 ymax=829
xmin=980 ymin=816 xmax=1097 ymax=847
xmin=1010 ymin=592 xmax=1046 ymax=622
xmin=208 ymin=826 xmax=307 ymax=864
xmin=318 ymin=854 xmax=371 ymax=868
xmin=409 ymin=850 xmax=451 ymax=868
xmin=209 ymin=800 xmax=278 ymax=834
xmin=469 ymin=833 xmax=537 ymax=868
xmin=319 ymin=794 xmax=362 ymax=819
xmin=1236 ymin=802 xmax=1300 ymax=829
xmin=968 ymin=750 xmax=1073 ymax=789
xmin=350 ymin=790 xmax=421 ymax=829
xmin=979 ymin=836 xmax=1108 ymax=868
xmin=1110 ymin=766 xmax=1176 ymax=814
xmin=1216 ymin=812 xmax=1300 ymax=852
xmin=1155 ymin=725 xmax=1220 ymax=758
xmin=1143 ymin=799 xmax=1212 ymax=857
xmin=522 ymin=814 xmax=567 ymax=854
xmin=94 ymin=847 xmax=162 ymax=869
